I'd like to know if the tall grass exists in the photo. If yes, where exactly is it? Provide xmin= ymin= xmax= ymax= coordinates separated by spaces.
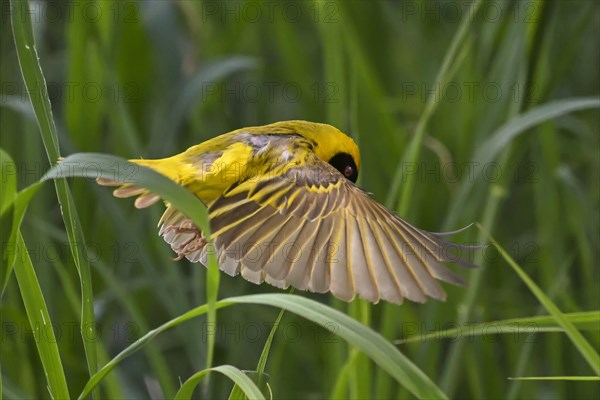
xmin=1 ymin=1 xmax=599 ymax=399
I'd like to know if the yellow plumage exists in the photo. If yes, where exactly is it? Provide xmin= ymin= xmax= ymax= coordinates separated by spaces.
xmin=98 ymin=120 xmax=474 ymax=304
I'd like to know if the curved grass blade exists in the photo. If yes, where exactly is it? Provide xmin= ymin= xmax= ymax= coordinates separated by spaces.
xmin=13 ymin=232 xmax=70 ymax=399
xmin=153 ymin=56 xmax=258 ymax=153
xmin=229 ymin=307 xmax=287 ymax=399
xmin=473 ymin=97 xmax=600 ymax=167
xmin=0 ymin=150 xmax=67 ymax=397
xmin=0 ymin=94 xmax=36 ymax=120
xmin=175 ymin=365 xmax=265 ymax=400
xmin=79 ymin=294 xmax=448 ymax=400
xmin=0 ymin=149 xmax=17 ymax=216
xmin=78 ymin=302 xmax=214 ymax=399
xmin=331 ymin=349 xmax=361 ymax=399
xmin=1 ymin=182 xmax=42 ymax=295
xmin=42 ymin=152 xmax=210 ymax=235
xmin=478 ymin=224 xmax=600 ymax=376
xmin=1 ymin=149 xmax=18 ymax=292
xmin=256 ymin=308 xmax=286 ymax=389
xmin=446 ymin=97 xmax=600 ymax=228
xmin=396 ymin=311 xmax=600 ymax=344
xmin=231 ymin=295 xmax=447 ymax=399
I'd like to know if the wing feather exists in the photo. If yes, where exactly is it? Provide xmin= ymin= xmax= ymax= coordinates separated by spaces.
xmin=359 ymin=218 xmax=399 ymax=303
xmin=260 ymin=218 xmax=307 ymax=279
xmin=372 ymin=209 xmax=445 ymax=300
xmin=372 ymin=219 xmax=426 ymax=302
xmin=391 ymin=217 xmax=466 ymax=286
xmin=367 ymin=200 xmax=464 ymax=290
xmin=241 ymin=214 xmax=296 ymax=271
xmin=241 ymin=265 xmax=264 ymax=284
xmin=269 ymin=217 xmax=320 ymax=284
xmin=220 ymin=206 xmax=279 ymax=263
xmin=285 ymin=217 xmax=324 ymax=290
xmin=348 ymin=216 xmax=379 ymax=303
xmin=307 ymin=217 xmax=335 ymax=293
xmin=329 ymin=220 xmax=353 ymax=301
xmin=210 ymin=198 xmax=262 ymax=238
xmin=388 ymin=222 xmax=446 ymax=300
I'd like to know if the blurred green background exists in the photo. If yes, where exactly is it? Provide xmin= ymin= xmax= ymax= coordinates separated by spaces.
xmin=1 ymin=0 xmax=599 ymax=399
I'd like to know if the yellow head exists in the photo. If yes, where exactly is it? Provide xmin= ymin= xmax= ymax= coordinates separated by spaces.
xmin=240 ymin=120 xmax=361 ymax=181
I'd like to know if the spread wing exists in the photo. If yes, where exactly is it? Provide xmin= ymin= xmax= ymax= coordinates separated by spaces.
xmin=171 ymin=151 xmax=474 ymax=304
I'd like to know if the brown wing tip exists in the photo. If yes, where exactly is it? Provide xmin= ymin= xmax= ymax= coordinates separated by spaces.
xmin=433 ymin=266 xmax=467 ymax=287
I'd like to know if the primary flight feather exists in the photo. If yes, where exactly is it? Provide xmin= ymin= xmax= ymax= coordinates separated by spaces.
xmin=97 ymin=120 xmax=475 ymax=304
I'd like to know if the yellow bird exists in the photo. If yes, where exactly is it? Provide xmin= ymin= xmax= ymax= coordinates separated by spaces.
xmin=97 ymin=120 xmax=474 ymax=304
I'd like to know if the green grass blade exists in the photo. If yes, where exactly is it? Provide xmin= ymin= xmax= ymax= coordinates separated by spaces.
xmin=49 ymin=256 xmax=124 ymax=399
xmin=13 ymin=232 xmax=70 ymax=399
xmin=232 ymin=295 xmax=447 ymax=399
xmin=1 ymin=148 xmax=18 ymax=292
xmin=92 ymin=259 xmax=177 ymax=397
xmin=446 ymin=97 xmax=600 ymax=227
xmin=331 ymin=350 xmax=361 ymax=399
xmin=0 ymin=149 xmax=16 ymax=216
xmin=396 ymin=311 xmax=600 ymax=344
xmin=149 ymin=56 xmax=258 ymax=155
xmin=55 ymin=187 xmax=98 ymax=379
xmin=508 ymin=376 xmax=600 ymax=381
xmin=205 ymin=234 xmax=220 ymax=382
xmin=65 ymin=0 xmax=104 ymax=152
xmin=1 ymin=182 xmax=42 ymax=295
xmin=255 ymin=308 xmax=286 ymax=388
xmin=175 ymin=365 xmax=265 ymax=400
xmin=10 ymin=0 xmax=100 ymax=386
xmin=229 ymin=307 xmax=286 ymax=400
xmin=473 ymin=98 xmax=600 ymax=174
xmin=335 ymin=300 xmax=372 ymax=399
xmin=79 ymin=302 xmax=214 ymax=399
xmin=0 ymin=94 xmax=36 ymax=120
xmin=79 ymin=294 xmax=448 ymax=400
xmin=10 ymin=0 xmax=59 ymax=161
xmin=388 ymin=0 xmax=483 ymax=215
xmin=478 ymin=224 xmax=600 ymax=376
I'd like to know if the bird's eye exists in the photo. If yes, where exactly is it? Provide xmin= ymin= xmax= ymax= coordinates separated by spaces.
xmin=328 ymin=153 xmax=359 ymax=183
xmin=343 ymin=165 xmax=354 ymax=178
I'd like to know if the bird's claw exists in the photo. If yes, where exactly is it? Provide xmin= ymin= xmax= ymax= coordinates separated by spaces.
xmin=164 ymin=224 xmax=207 ymax=261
